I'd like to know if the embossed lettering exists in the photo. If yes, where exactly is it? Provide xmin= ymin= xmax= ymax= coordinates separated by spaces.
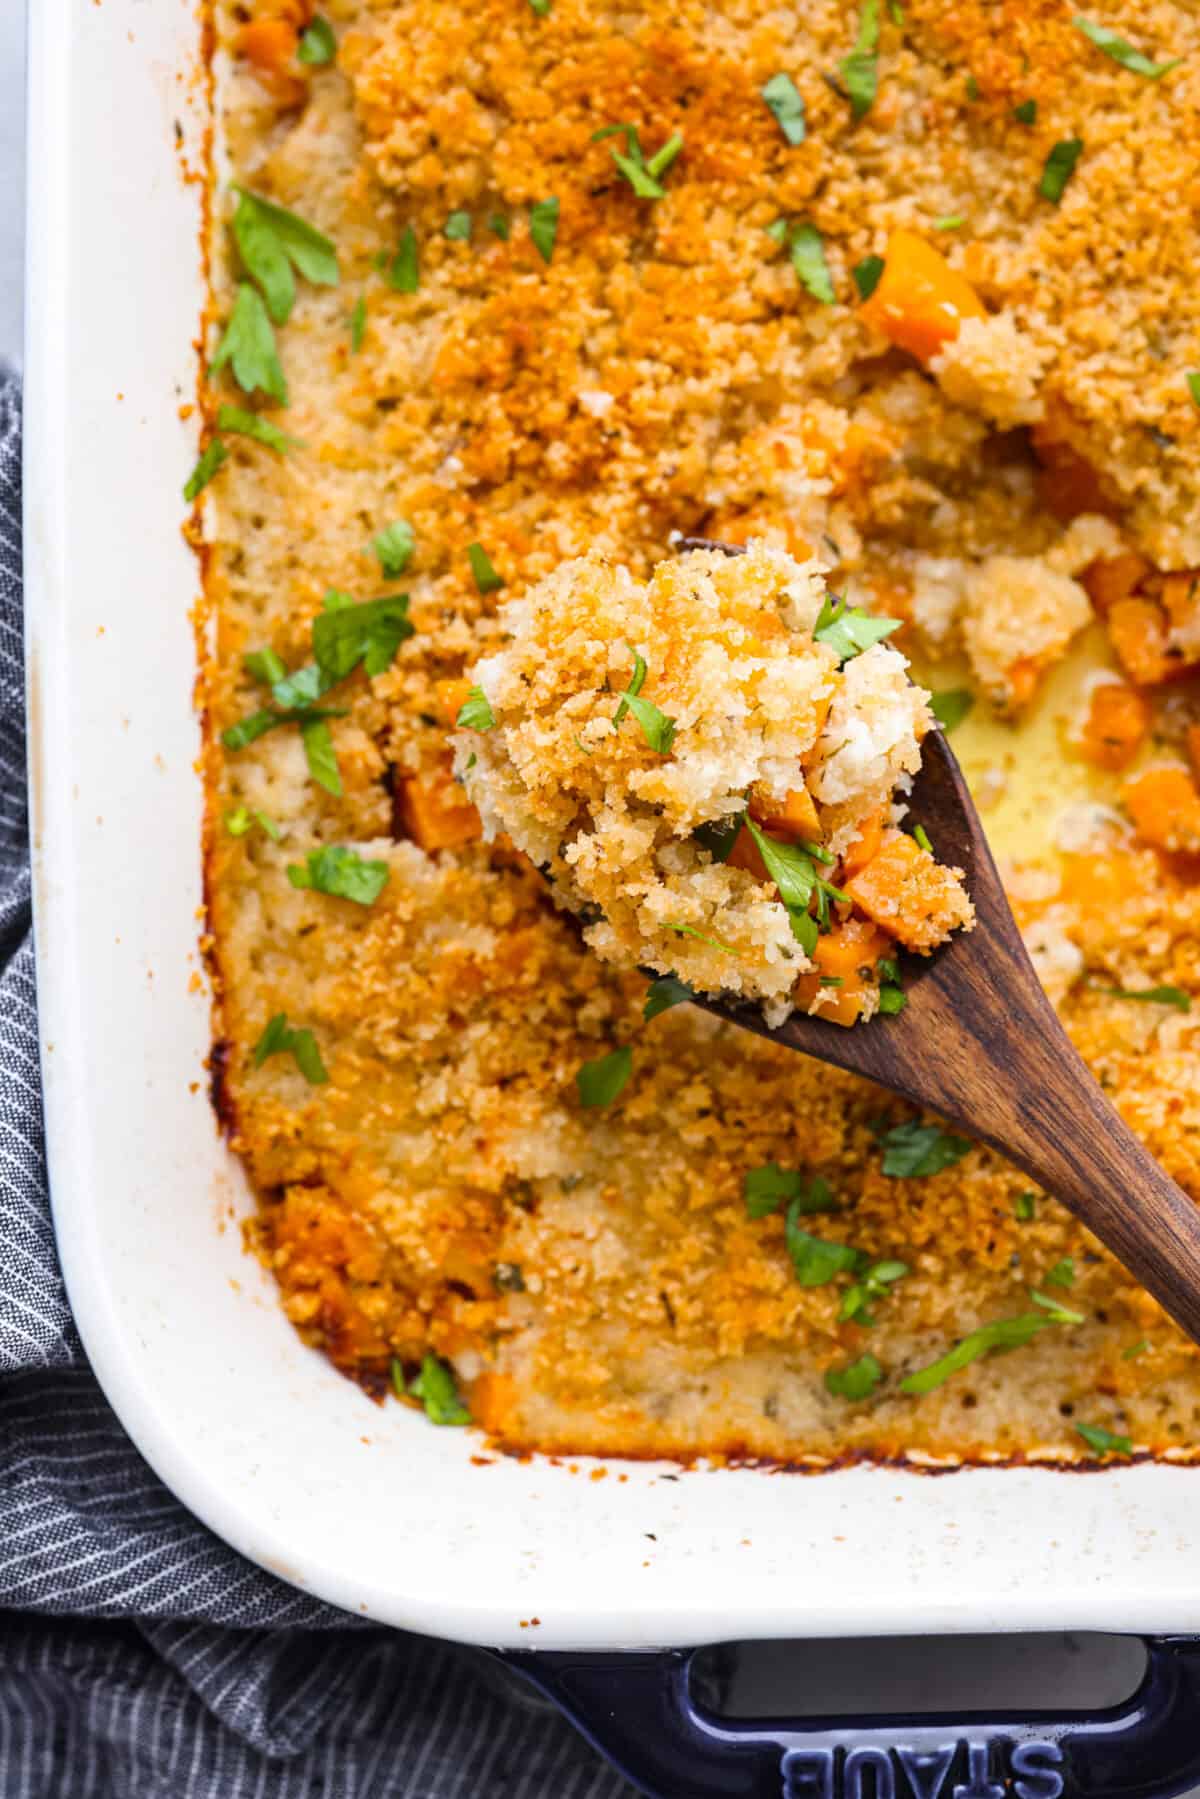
xmin=952 ymin=1742 xmax=1005 ymax=1799
xmin=1011 ymin=1740 xmax=1065 ymax=1799
xmin=845 ymin=1747 xmax=895 ymax=1799
xmin=895 ymin=1744 xmax=956 ymax=1799
xmin=780 ymin=1747 xmax=834 ymax=1799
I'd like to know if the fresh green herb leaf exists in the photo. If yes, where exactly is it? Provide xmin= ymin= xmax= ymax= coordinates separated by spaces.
xmin=216 ymin=404 xmax=300 ymax=455
xmin=839 ymin=0 xmax=881 ymax=119
xmin=667 ymin=922 xmax=737 ymax=953
xmin=645 ymin=134 xmax=684 ymax=179
xmin=269 ymin=661 xmax=335 ymax=710
xmin=253 ymin=1012 xmax=329 ymax=1084
xmin=839 ymin=1257 xmax=908 ymax=1324
xmin=643 ymin=975 xmax=695 ymax=1021
xmin=762 ymin=72 xmax=807 ymax=145
xmin=878 ymin=1119 xmax=972 ymax=1178
xmin=1076 ymin=1420 xmax=1133 ymax=1456
xmin=210 ymin=284 xmax=288 ymax=404
xmin=1038 ymin=138 xmax=1084 ymax=204
xmin=221 ymin=710 xmax=288 ymax=751
xmin=930 ymin=688 xmax=974 ymax=732
xmin=965 ymin=73 xmax=980 ymax=101
xmin=852 ymin=255 xmax=885 ymax=300
xmin=786 ymin=1216 xmax=861 ymax=1287
xmin=1014 ymin=1191 xmax=1036 ymax=1221
xmin=1188 ymin=372 xmax=1200 ymax=409
xmin=577 ymin=1045 xmax=633 ymax=1107
xmin=813 ymin=594 xmax=901 ymax=662
xmin=184 ymin=439 xmax=229 ymax=501
xmin=611 ymin=150 xmax=665 ymax=199
xmin=444 ymin=210 xmax=472 ymax=241
xmin=877 ymin=985 xmax=906 ymax=1015
xmin=790 ymin=223 xmax=836 ymax=304
xmin=388 ymin=226 xmax=420 ymax=293
xmin=744 ymin=1165 xmax=838 ymax=1219
xmin=287 ymin=845 xmax=389 ymax=905
xmin=297 ymin=15 xmax=337 ymax=64
xmin=408 ymin=1353 xmax=471 ymax=1426
xmin=877 ymin=958 xmax=900 ymax=983
xmin=1073 ymin=16 xmax=1179 ymax=79
xmin=612 ymin=652 xmax=648 ymax=727
xmin=1030 ymin=1288 xmax=1085 ymax=1324
xmin=621 ymin=691 xmax=677 ymax=754
xmin=528 ymin=0 xmax=551 ymax=13
xmin=1098 ymin=984 xmax=1191 ymax=1011
xmin=529 ymin=197 xmax=560 ymax=263
xmin=900 ymin=1311 xmax=1065 ymax=1393
xmin=456 ymin=686 xmax=496 ymax=731
xmin=766 ymin=217 xmax=791 ymax=246
xmin=1122 ymin=1338 xmax=1150 ymax=1360
xmin=743 ymin=816 xmax=817 ymax=945
xmin=349 ymin=294 xmax=367 ymax=352
xmin=226 ymin=805 xmax=281 ymax=841
xmin=825 ymin=1353 xmax=883 ymax=1400
xmin=467 ymin=542 xmax=505 ymax=595
xmin=1046 ymin=1256 xmax=1075 ymax=1289
xmin=694 ymin=814 xmax=742 ymax=863
xmin=888 ymin=0 xmax=904 ymax=22
xmin=301 ymin=717 xmax=342 ymax=796
xmin=231 ymin=189 xmax=339 ymax=325
xmin=933 ymin=214 xmax=964 ymax=230
xmin=312 ymin=592 xmax=414 ymax=681
xmin=912 ymin=823 xmax=933 ymax=854
xmin=244 ymin=647 xmax=288 ymax=686
xmin=369 ymin=520 xmax=415 ymax=578
xmin=1013 ymin=98 xmax=1038 ymax=124
xmin=488 ymin=213 xmax=511 ymax=239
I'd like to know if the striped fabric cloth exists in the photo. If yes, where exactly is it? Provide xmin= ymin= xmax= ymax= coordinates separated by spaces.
xmin=0 ymin=370 xmax=633 ymax=1798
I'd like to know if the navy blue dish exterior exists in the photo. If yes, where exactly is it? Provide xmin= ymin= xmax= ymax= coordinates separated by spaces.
xmin=502 ymin=1638 xmax=1200 ymax=1799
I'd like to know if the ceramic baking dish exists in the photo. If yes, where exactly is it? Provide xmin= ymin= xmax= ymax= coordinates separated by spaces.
xmin=23 ymin=2 xmax=1200 ymax=1793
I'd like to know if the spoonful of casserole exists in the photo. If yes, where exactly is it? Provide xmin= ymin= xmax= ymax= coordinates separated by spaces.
xmin=453 ymin=538 xmax=1200 ymax=1347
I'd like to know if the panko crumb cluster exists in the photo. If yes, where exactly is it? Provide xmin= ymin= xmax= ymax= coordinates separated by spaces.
xmin=457 ymin=543 xmax=973 ymax=1025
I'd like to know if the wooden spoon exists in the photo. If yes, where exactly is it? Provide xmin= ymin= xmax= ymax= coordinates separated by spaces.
xmin=675 ymin=537 xmax=1200 ymax=1344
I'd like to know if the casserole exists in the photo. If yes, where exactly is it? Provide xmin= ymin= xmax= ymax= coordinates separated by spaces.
xmin=23 ymin=3 xmax=1200 ymax=1793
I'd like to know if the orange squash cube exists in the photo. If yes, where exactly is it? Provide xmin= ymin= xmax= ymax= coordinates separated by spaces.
xmin=395 ymin=768 xmax=482 ymax=852
xmin=858 ymin=230 xmax=986 ymax=364
xmin=844 ymin=830 xmax=972 ymax=952
xmin=1123 ymin=767 xmax=1200 ymax=854
xmin=1077 ymin=682 xmax=1151 ymax=772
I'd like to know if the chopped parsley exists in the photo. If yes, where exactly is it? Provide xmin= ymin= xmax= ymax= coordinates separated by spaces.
xmin=403 ymin=1354 xmax=471 ymax=1426
xmin=1076 ymin=1421 xmax=1132 ymax=1457
xmin=643 ymin=975 xmax=695 ymax=1021
xmin=183 ymin=439 xmax=229 ymax=502
xmin=297 ymin=15 xmax=337 ymax=64
xmin=456 ymin=686 xmax=496 ymax=731
xmin=933 ymin=214 xmax=963 ymax=231
xmin=529 ymin=197 xmax=560 ymax=263
xmin=839 ymin=1258 xmax=908 ymax=1327
xmin=231 ymin=188 xmax=339 ymax=326
xmin=244 ymin=647 xmax=287 ymax=685
xmin=1014 ymin=1191 xmax=1037 ymax=1221
xmin=1188 ymin=372 xmax=1200 ymax=409
xmin=1030 ymin=1288 xmax=1084 ymax=1325
xmin=349 ymin=294 xmax=367 ymax=353
xmin=852 ymin=255 xmax=885 ymax=300
xmin=369 ymin=520 xmax=415 ymax=578
xmin=593 ymin=124 xmax=683 ymax=200
xmin=912 ymin=823 xmax=933 ymax=854
xmin=1098 ymin=984 xmax=1191 ymax=1011
xmin=790 ymin=224 xmax=836 ymax=304
xmin=611 ymin=651 xmax=647 ymax=725
xmin=744 ymin=1165 xmax=838 ymax=1220
xmin=528 ymin=0 xmax=551 ymax=13
xmin=900 ymin=1309 xmax=1071 ymax=1395
xmin=287 ymin=846 xmax=389 ymax=906
xmin=839 ymin=0 xmax=881 ymax=120
xmin=761 ymin=72 xmax=807 ymax=145
xmin=1045 ymin=1256 xmax=1075 ymax=1289
xmin=878 ymin=1119 xmax=972 ymax=1178
xmin=388 ymin=227 xmax=420 ymax=293
xmin=312 ymin=590 xmax=414 ymax=681
xmin=1073 ymin=17 xmax=1179 ymax=79
xmin=210 ymin=285 xmax=288 ymax=405
xmin=667 ymin=922 xmax=736 ymax=953
xmin=786 ymin=1218 xmax=861 ymax=1287
xmin=252 ymin=1012 xmax=328 ymax=1084
xmin=930 ymin=688 xmax=974 ymax=732
xmin=965 ymin=73 xmax=980 ymax=101
xmin=467 ymin=542 xmax=505 ymax=595
xmin=215 ymin=404 xmax=300 ymax=456
xmin=1013 ymin=98 xmax=1038 ymax=125
xmin=813 ymin=594 xmax=902 ymax=662
xmin=766 ymin=217 xmax=790 ymax=246
xmin=224 ymin=805 xmax=280 ymax=841
xmin=1122 ymin=1338 xmax=1150 ymax=1360
xmin=825 ymin=1353 xmax=883 ymax=1400
xmin=488 ymin=213 xmax=511 ymax=239
xmin=1038 ymin=139 xmax=1084 ymax=205
xmin=877 ymin=984 xmax=906 ymax=1015
xmin=577 ymin=1045 xmax=633 ymax=1107
xmin=300 ymin=717 xmax=342 ymax=796
xmin=611 ymin=652 xmax=676 ymax=751
xmin=444 ymin=210 xmax=472 ymax=241
xmin=743 ymin=818 xmax=820 ymax=951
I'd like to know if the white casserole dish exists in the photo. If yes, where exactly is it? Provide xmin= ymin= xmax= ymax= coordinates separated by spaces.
xmin=24 ymin=0 xmax=1200 ymax=1676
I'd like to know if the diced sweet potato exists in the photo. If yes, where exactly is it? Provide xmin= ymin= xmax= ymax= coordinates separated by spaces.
xmin=1106 ymin=598 xmax=1175 ymax=687
xmin=1160 ymin=571 xmax=1200 ymax=630
xmin=749 ymin=784 xmax=821 ymax=841
xmin=1029 ymin=419 xmax=1111 ymax=525
xmin=435 ymin=676 xmax=474 ymax=726
xmin=794 ymin=918 xmax=893 ymax=1026
xmin=839 ymin=806 xmax=887 ymax=879
xmin=1077 ymin=682 xmax=1151 ymax=772
xmin=1123 ymin=767 xmax=1200 ymax=854
xmin=844 ymin=829 xmax=973 ymax=953
xmin=236 ymin=19 xmax=300 ymax=72
xmin=1081 ymin=553 xmax=1151 ymax=615
xmin=395 ymin=768 xmax=482 ymax=852
xmin=859 ymin=230 xmax=986 ymax=364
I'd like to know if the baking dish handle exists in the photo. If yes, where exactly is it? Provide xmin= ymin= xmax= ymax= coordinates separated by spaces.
xmin=502 ymin=1636 xmax=1200 ymax=1799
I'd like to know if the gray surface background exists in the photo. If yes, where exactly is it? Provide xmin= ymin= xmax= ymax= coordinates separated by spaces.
xmin=0 ymin=0 xmax=1190 ymax=1769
